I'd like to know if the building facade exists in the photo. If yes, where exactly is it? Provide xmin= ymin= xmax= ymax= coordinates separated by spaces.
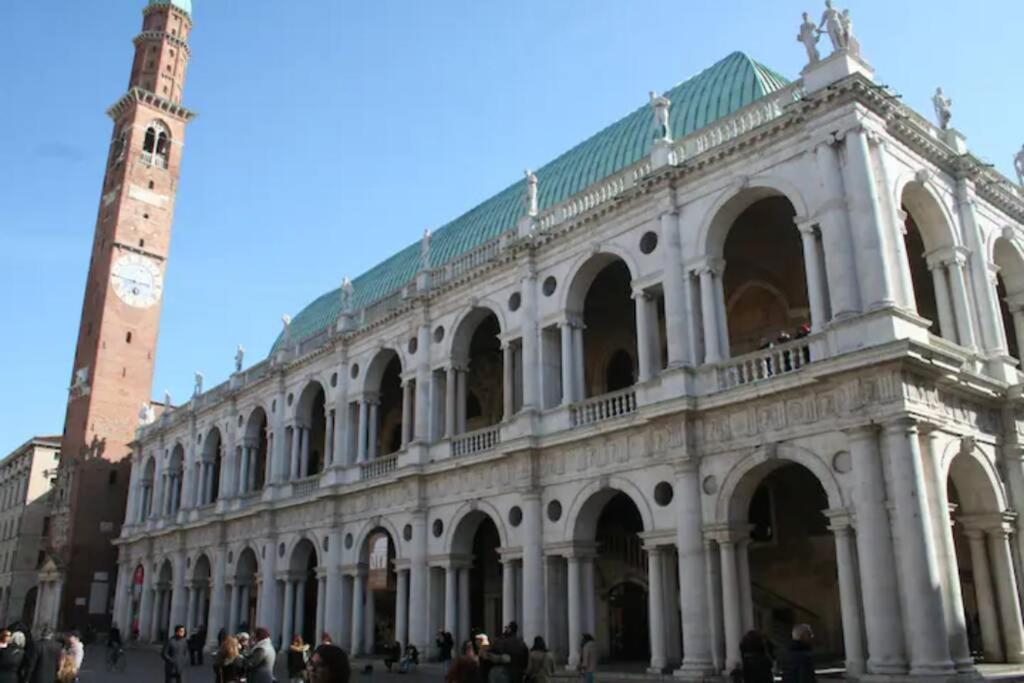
xmin=115 ymin=6 xmax=1024 ymax=680
xmin=39 ymin=0 xmax=193 ymax=630
xmin=0 ymin=436 xmax=60 ymax=628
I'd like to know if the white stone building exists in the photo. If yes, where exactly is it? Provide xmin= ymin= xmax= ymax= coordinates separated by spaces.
xmin=0 ymin=436 xmax=60 ymax=628
xmin=115 ymin=19 xmax=1024 ymax=680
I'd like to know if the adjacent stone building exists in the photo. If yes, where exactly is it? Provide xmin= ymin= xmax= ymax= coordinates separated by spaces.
xmin=0 ymin=436 xmax=60 ymax=627
xmin=114 ymin=3 xmax=1024 ymax=680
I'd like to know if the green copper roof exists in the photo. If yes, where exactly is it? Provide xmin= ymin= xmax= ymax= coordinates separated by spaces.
xmin=148 ymin=0 xmax=191 ymax=16
xmin=271 ymin=52 xmax=789 ymax=354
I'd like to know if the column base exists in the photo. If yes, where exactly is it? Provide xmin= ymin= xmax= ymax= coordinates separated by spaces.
xmin=674 ymin=660 xmax=716 ymax=680
xmin=647 ymin=663 xmax=668 ymax=675
xmin=907 ymin=660 xmax=957 ymax=677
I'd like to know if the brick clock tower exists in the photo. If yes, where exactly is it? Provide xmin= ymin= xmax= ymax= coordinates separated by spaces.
xmin=41 ymin=0 xmax=194 ymax=629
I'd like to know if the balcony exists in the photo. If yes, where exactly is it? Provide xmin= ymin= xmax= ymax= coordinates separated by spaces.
xmin=715 ymin=336 xmax=814 ymax=390
xmin=570 ymin=388 xmax=637 ymax=429
xmin=451 ymin=425 xmax=501 ymax=458
xmin=291 ymin=476 xmax=319 ymax=498
xmin=360 ymin=456 xmax=397 ymax=481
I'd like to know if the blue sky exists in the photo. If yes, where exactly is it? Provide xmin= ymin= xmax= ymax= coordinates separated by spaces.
xmin=0 ymin=0 xmax=1021 ymax=454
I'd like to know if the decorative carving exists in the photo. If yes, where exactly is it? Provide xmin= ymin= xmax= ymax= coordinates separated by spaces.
xmin=1014 ymin=145 xmax=1024 ymax=187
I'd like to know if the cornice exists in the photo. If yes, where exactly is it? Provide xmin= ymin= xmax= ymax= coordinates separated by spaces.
xmin=106 ymin=87 xmax=196 ymax=123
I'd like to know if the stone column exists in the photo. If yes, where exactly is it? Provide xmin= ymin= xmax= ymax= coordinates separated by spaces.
xmin=456 ymin=370 xmax=468 ymax=434
xmin=289 ymin=427 xmax=300 ymax=480
xmin=882 ymin=419 xmax=954 ymax=674
xmin=227 ymin=583 xmax=240 ymax=634
xmin=567 ymin=555 xmax=582 ymax=668
xmin=846 ymin=425 xmax=906 ymax=673
xmin=826 ymin=514 xmax=866 ymax=676
xmin=1012 ymin=307 xmax=1024 ymax=366
xmin=964 ymin=528 xmax=1003 ymax=661
xmin=699 ymin=266 xmax=721 ymax=364
xmin=316 ymin=575 xmax=326 ymax=642
xmin=674 ymin=462 xmax=713 ymax=677
xmin=572 ymin=325 xmax=585 ymax=401
xmin=660 ymin=206 xmax=689 ymax=367
xmin=444 ymin=565 xmax=458 ymax=638
xmin=458 ymin=567 xmax=470 ymax=642
xmin=634 ymin=290 xmax=655 ymax=382
xmin=350 ymin=569 xmax=366 ymax=656
xmin=502 ymin=559 xmax=516 ymax=628
xmin=395 ymin=568 xmax=409 ymax=648
xmin=364 ymin=587 xmax=376 ymax=654
xmin=170 ymin=552 xmax=187 ymax=629
xmin=356 ymin=400 xmax=369 ymax=463
xmin=736 ymin=539 xmax=753 ymax=632
xmin=414 ymin=323 xmax=432 ymax=442
xmin=947 ymin=255 xmax=978 ymax=350
xmin=797 ymin=221 xmax=829 ymax=331
xmin=401 ymin=381 xmax=413 ymax=448
xmin=257 ymin=540 xmax=279 ymax=644
xmin=281 ymin=579 xmax=295 ymax=643
xmin=841 ymin=127 xmax=896 ymax=309
xmin=502 ymin=343 xmax=514 ymax=420
xmin=445 ymin=367 xmax=457 ymax=438
xmin=138 ymin=566 xmax=154 ymax=640
xmin=186 ymin=586 xmax=196 ymax=632
xmin=238 ymin=447 xmax=249 ymax=495
xmin=988 ymin=523 xmax=1024 ymax=662
xmin=338 ymin=575 xmax=353 ymax=651
xmin=718 ymin=536 xmax=742 ymax=673
xmin=299 ymin=427 xmax=311 ymax=477
xmin=929 ymin=261 xmax=958 ymax=342
xmin=409 ymin=510 xmax=430 ymax=652
xmin=325 ymin=567 xmax=343 ymax=645
xmin=646 ymin=546 xmax=667 ymax=672
xmin=522 ymin=492 xmax=544 ymax=642
xmin=207 ymin=549 xmax=227 ymax=647
xmin=326 ymin=410 xmax=336 ymax=466
xmin=560 ymin=323 xmax=575 ymax=405
xmin=520 ymin=262 xmax=541 ymax=411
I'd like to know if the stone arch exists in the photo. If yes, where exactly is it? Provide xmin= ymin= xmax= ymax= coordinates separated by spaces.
xmin=293 ymin=380 xmax=328 ymax=477
xmin=199 ymin=426 xmax=223 ymax=505
xmin=992 ymin=231 xmax=1024 ymax=360
xmin=714 ymin=443 xmax=844 ymax=524
xmin=354 ymin=517 xmax=404 ymax=564
xmin=242 ymin=406 xmax=270 ymax=491
xmin=562 ymin=249 xmax=641 ymax=317
xmin=157 ymin=557 xmax=173 ymax=585
xmin=288 ymin=537 xmax=320 ymax=573
xmin=363 ymin=347 xmax=405 ymax=392
xmin=565 ymin=475 xmax=656 ymax=542
xmin=446 ymin=500 xmax=510 ymax=555
xmin=449 ymin=306 xmax=506 ymax=431
xmin=942 ymin=441 xmax=1008 ymax=515
xmin=696 ymin=177 xmax=811 ymax=259
xmin=360 ymin=348 xmax=405 ymax=458
xmin=896 ymin=175 xmax=961 ymax=251
xmin=140 ymin=456 xmax=156 ymax=520
xmin=235 ymin=546 xmax=259 ymax=581
xmin=449 ymin=303 xmax=507 ymax=360
xmin=191 ymin=553 xmax=212 ymax=583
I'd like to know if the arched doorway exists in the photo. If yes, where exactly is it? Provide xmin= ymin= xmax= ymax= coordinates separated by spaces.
xmin=992 ymin=235 xmax=1024 ymax=365
xmin=200 ymin=429 xmax=222 ymax=505
xmin=722 ymin=197 xmax=809 ymax=355
xmin=166 ymin=445 xmax=184 ymax=516
xmin=450 ymin=511 xmax=503 ymax=639
xmin=947 ymin=449 xmax=1024 ymax=663
xmin=21 ymin=587 xmax=37 ymax=626
xmin=356 ymin=528 xmax=397 ymax=655
xmin=361 ymin=350 xmax=404 ymax=460
xmin=234 ymin=548 xmax=259 ymax=633
xmin=451 ymin=308 xmax=504 ymax=432
xmin=295 ymin=383 xmax=328 ymax=478
xmin=154 ymin=559 xmax=174 ymax=641
xmin=286 ymin=540 xmax=320 ymax=646
xmin=191 ymin=554 xmax=212 ymax=633
xmin=242 ymin=407 xmax=269 ymax=493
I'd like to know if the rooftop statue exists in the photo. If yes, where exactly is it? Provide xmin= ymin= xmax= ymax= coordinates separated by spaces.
xmin=840 ymin=9 xmax=859 ymax=55
xmin=420 ymin=228 xmax=432 ymax=271
xmin=234 ymin=345 xmax=245 ymax=373
xmin=138 ymin=402 xmax=156 ymax=426
xmin=1014 ymin=144 xmax=1024 ymax=187
xmin=649 ymin=91 xmax=672 ymax=141
xmin=818 ymin=0 xmax=847 ymax=51
xmin=932 ymin=87 xmax=952 ymax=130
xmin=193 ymin=371 xmax=204 ymax=397
xmin=797 ymin=12 xmax=821 ymax=64
xmin=164 ymin=390 xmax=172 ymax=408
xmin=525 ymin=170 xmax=539 ymax=217
xmin=340 ymin=277 xmax=354 ymax=313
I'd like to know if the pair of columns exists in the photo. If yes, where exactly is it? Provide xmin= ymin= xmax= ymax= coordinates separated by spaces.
xmin=928 ymin=250 xmax=978 ymax=349
xmin=196 ymin=459 xmax=218 ymax=506
xmin=559 ymin=321 xmax=585 ymax=404
xmin=138 ymin=483 xmax=153 ymax=522
xmin=960 ymin=517 xmax=1024 ymax=663
xmin=289 ymin=425 xmax=312 ymax=479
xmin=185 ymin=581 xmax=210 ymax=632
xmin=149 ymin=585 xmax=174 ymax=639
xmin=237 ymin=445 xmax=260 ymax=494
xmin=279 ymin=572 xmax=327 ymax=644
xmin=227 ymin=581 xmax=253 ymax=634
xmin=161 ymin=472 xmax=182 ymax=516
xmin=444 ymin=366 xmax=468 ymax=437
xmin=354 ymin=399 xmax=381 ymax=464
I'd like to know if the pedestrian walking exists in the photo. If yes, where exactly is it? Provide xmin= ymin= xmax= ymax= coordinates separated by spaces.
xmin=780 ymin=624 xmax=816 ymax=683
xmin=739 ymin=631 xmax=774 ymax=683
xmin=245 ymin=627 xmax=276 ymax=683
xmin=0 ymin=629 xmax=25 ymax=683
xmin=189 ymin=625 xmax=207 ymax=666
xmin=214 ymin=635 xmax=246 ymax=683
xmin=309 ymin=644 xmax=349 ymax=683
xmin=162 ymin=625 xmax=190 ymax=683
xmin=26 ymin=626 xmax=61 ymax=683
xmin=577 ymin=634 xmax=597 ymax=683
xmin=287 ymin=634 xmax=310 ymax=682
xmin=525 ymin=637 xmax=554 ymax=683
xmin=65 ymin=633 xmax=84 ymax=673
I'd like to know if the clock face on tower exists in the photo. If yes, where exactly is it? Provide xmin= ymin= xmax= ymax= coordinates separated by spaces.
xmin=110 ymin=252 xmax=163 ymax=308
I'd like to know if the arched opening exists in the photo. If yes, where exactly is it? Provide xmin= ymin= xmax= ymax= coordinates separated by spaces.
xmin=295 ymin=383 xmax=328 ymax=478
xmin=901 ymin=183 xmax=961 ymax=344
xmin=243 ymin=407 xmax=269 ymax=493
xmin=722 ymin=197 xmax=809 ymax=355
xmin=200 ymin=428 xmax=223 ymax=505
xmin=155 ymin=559 xmax=174 ymax=641
xmin=605 ymin=350 xmax=635 ymax=393
xmin=140 ymin=457 xmax=156 ymax=522
xmin=947 ymin=450 xmax=1023 ymax=663
xmin=364 ymin=351 xmax=404 ymax=459
xmin=142 ymin=121 xmax=170 ymax=168
xmin=129 ymin=564 xmax=145 ymax=637
xmin=451 ymin=511 xmax=503 ymax=639
xmin=287 ymin=540 xmax=320 ymax=646
xmin=234 ymin=548 xmax=259 ymax=633
xmin=21 ymin=586 xmax=37 ymax=626
xmin=451 ymin=308 xmax=504 ymax=432
xmin=358 ymin=529 xmax=398 ymax=655
xmin=192 ymin=554 xmax=212 ymax=633
xmin=736 ymin=463 xmax=841 ymax=660
xmin=167 ymin=445 xmax=184 ymax=516
xmin=993 ymin=237 xmax=1024 ymax=365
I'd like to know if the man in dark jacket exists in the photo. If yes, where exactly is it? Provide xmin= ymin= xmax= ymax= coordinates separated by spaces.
xmin=780 ymin=624 xmax=816 ymax=683
xmin=25 ymin=627 xmax=61 ymax=683
xmin=162 ymin=625 xmax=190 ymax=683
xmin=503 ymin=623 xmax=529 ymax=683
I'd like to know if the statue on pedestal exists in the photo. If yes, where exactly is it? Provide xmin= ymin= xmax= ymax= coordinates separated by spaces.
xmin=932 ymin=87 xmax=952 ymax=130
xmin=840 ymin=9 xmax=859 ymax=55
xmin=234 ymin=345 xmax=245 ymax=373
xmin=138 ymin=402 xmax=156 ymax=426
xmin=164 ymin=390 xmax=172 ymax=408
xmin=649 ymin=91 xmax=672 ymax=141
xmin=420 ymin=229 xmax=432 ymax=271
xmin=524 ymin=170 xmax=539 ymax=217
xmin=797 ymin=12 xmax=820 ymax=64
xmin=193 ymin=372 xmax=204 ymax=397
xmin=818 ymin=0 xmax=847 ymax=51
xmin=1014 ymin=144 xmax=1024 ymax=187
xmin=340 ymin=277 xmax=354 ymax=313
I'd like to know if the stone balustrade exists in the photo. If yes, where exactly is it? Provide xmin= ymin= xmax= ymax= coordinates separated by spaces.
xmin=451 ymin=425 xmax=501 ymax=458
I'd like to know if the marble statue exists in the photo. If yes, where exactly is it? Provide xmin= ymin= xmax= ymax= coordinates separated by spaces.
xmin=525 ymin=170 xmax=538 ymax=217
xmin=1014 ymin=144 xmax=1024 ymax=187
xmin=649 ymin=91 xmax=672 ymax=141
xmin=340 ymin=277 xmax=354 ymax=312
xmin=932 ymin=87 xmax=952 ymax=130
xmin=164 ymin=390 xmax=172 ymax=407
xmin=235 ymin=345 xmax=245 ymax=373
xmin=193 ymin=371 xmax=204 ymax=397
xmin=138 ymin=402 xmax=155 ymax=426
xmin=840 ymin=9 xmax=859 ymax=55
xmin=819 ymin=0 xmax=846 ymax=51
xmin=797 ymin=12 xmax=820 ymax=64
xmin=421 ymin=228 xmax=432 ymax=271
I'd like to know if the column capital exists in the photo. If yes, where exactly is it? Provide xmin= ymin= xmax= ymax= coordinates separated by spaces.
xmin=703 ymin=523 xmax=753 ymax=544
xmin=959 ymin=512 xmax=1017 ymax=535
xmin=793 ymin=216 xmax=819 ymax=235
xmin=823 ymin=507 xmax=855 ymax=532
xmin=688 ymin=257 xmax=725 ymax=278
xmin=881 ymin=416 xmax=919 ymax=435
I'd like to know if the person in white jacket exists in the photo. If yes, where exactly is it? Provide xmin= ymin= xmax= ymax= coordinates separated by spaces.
xmin=245 ymin=627 xmax=277 ymax=683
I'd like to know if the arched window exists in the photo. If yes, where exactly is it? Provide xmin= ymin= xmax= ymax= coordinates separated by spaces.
xmin=142 ymin=121 xmax=170 ymax=169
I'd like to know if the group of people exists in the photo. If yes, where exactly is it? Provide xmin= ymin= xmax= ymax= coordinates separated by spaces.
xmin=439 ymin=622 xmax=569 ymax=683
xmin=0 ymin=625 xmax=83 ymax=683
xmin=736 ymin=624 xmax=818 ymax=683
xmin=161 ymin=625 xmax=350 ymax=683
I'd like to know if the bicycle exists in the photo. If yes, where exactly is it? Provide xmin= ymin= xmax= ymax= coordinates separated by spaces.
xmin=105 ymin=646 xmax=127 ymax=673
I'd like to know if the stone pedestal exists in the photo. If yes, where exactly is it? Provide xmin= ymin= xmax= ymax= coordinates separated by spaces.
xmin=802 ymin=50 xmax=874 ymax=93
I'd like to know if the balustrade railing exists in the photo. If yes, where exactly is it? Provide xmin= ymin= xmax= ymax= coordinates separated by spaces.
xmin=716 ymin=337 xmax=813 ymax=389
xmin=451 ymin=425 xmax=501 ymax=458
xmin=570 ymin=388 xmax=637 ymax=428
xmin=291 ymin=476 xmax=319 ymax=497
xmin=360 ymin=456 xmax=397 ymax=481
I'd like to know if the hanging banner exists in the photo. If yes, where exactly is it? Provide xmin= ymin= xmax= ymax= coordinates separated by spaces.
xmin=368 ymin=533 xmax=390 ymax=591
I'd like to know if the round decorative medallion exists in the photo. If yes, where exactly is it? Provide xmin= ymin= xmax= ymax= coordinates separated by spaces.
xmin=408 ymin=337 xmax=418 ymax=354
xmin=639 ymin=231 xmax=659 ymax=254
xmin=350 ymin=364 xmax=359 ymax=379
xmin=344 ymin=533 xmax=353 ymax=549
xmin=654 ymin=482 xmax=674 ymax=506
xmin=403 ymin=524 xmax=413 ymax=541
xmin=702 ymin=475 xmax=718 ymax=495
xmin=508 ymin=506 xmax=523 ymax=527
xmin=542 ymin=276 xmax=557 ymax=297
xmin=508 ymin=292 xmax=522 ymax=312
xmin=547 ymin=500 xmax=562 ymax=522
xmin=433 ymin=326 xmax=445 ymax=343
xmin=432 ymin=519 xmax=444 ymax=538
xmin=832 ymin=451 xmax=852 ymax=474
